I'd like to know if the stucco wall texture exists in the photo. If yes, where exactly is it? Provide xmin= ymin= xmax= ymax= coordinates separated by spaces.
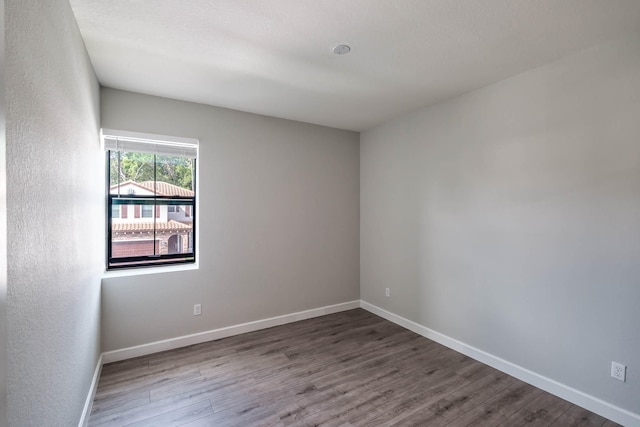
xmin=5 ymin=0 xmax=103 ymax=425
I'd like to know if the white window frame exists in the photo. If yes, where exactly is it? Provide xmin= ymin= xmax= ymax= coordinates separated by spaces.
xmin=103 ymin=129 xmax=199 ymax=271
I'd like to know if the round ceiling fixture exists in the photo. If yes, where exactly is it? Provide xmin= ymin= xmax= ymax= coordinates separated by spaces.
xmin=332 ymin=44 xmax=351 ymax=55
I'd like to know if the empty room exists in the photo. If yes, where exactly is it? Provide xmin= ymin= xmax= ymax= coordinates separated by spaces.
xmin=1 ymin=0 xmax=639 ymax=426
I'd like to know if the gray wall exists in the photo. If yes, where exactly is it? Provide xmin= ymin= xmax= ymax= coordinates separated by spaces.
xmin=361 ymin=34 xmax=640 ymax=414
xmin=100 ymin=88 xmax=360 ymax=352
xmin=6 ymin=0 xmax=103 ymax=425
xmin=0 ymin=0 xmax=7 ymax=424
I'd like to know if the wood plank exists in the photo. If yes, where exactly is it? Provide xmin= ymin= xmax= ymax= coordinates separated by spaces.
xmin=87 ymin=309 xmax=622 ymax=427
xmin=420 ymin=377 xmax=543 ymax=426
xmin=397 ymin=371 xmax=516 ymax=427
xmin=498 ymin=391 xmax=573 ymax=426
xmin=124 ymin=399 xmax=213 ymax=427
xmin=89 ymin=390 xmax=149 ymax=419
xmin=550 ymin=404 xmax=608 ymax=426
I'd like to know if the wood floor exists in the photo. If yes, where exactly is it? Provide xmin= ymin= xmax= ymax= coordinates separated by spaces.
xmin=89 ymin=309 xmax=622 ymax=426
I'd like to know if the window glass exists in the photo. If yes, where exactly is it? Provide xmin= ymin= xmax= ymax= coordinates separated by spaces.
xmin=105 ymin=132 xmax=197 ymax=270
xmin=141 ymin=205 xmax=153 ymax=218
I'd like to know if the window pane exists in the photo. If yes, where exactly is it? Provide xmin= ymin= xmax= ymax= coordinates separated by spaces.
xmin=111 ymin=206 xmax=159 ymax=258
xmin=109 ymin=151 xmax=155 ymax=195
xmin=111 ymin=237 xmax=159 ymax=258
xmin=141 ymin=205 xmax=153 ymax=218
xmin=109 ymin=199 xmax=195 ymax=264
xmin=109 ymin=151 xmax=120 ymax=187
xmin=166 ymin=232 xmax=193 ymax=255
xmin=107 ymin=147 xmax=196 ymax=269
xmin=155 ymin=155 xmax=194 ymax=194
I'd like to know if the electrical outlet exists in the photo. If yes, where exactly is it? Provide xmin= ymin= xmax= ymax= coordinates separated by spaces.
xmin=611 ymin=361 xmax=626 ymax=382
xmin=385 ymin=288 xmax=390 ymax=297
xmin=193 ymin=304 xmax=202 ymax=316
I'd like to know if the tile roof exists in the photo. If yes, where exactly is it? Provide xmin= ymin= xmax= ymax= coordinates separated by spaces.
xmin=112 ymin=220 xmax=192 ymax=232
xmin=137 ymin=181 xmax=194 ymax=197
xmin=110 ymin=181 xmax=194 ymax=197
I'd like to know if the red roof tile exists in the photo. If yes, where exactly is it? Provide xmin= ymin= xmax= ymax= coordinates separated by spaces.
xmin=137 ymin=181 xmax=194 ymax=197
xmin=112 ymin=220 xmax=192 ymax=232
xmin=110 ymin=181 xmax=194 ymax=197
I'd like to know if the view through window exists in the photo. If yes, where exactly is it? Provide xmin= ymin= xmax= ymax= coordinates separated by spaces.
xmin=104 ymin=129 xmax=198 ymax=269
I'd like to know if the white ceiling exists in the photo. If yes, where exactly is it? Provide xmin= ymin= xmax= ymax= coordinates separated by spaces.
xmin=69 ymin=0 xmax=640 ymax=132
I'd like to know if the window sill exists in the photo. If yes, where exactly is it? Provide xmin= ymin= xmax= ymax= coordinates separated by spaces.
xmin=103 ymin=262 xmax=199 ymax=278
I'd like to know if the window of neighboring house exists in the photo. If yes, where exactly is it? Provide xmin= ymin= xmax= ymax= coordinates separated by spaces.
xmin=141 ymin=205 xmax=153 ymax=218
xmin=103 ymin=129 xmax=198 ymax=270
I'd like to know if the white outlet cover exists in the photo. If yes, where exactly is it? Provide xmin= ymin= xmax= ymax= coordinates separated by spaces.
xmin=611 ymin=361 xmax=626 ymax=382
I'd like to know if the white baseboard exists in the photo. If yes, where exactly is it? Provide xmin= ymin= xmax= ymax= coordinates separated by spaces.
xmin=101 ymin=300 xmax=360 ymax=364
xmin=78 ymin=353 xmax=102 ymax=427
xmin=360 ymin=300 xmax=640 ymax=427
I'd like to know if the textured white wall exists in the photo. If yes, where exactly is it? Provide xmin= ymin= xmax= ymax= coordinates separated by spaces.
xmin=361 ymin=34 xmax=640 ymax=415
xmin=0 ymin=0 xmax=7 ymax=424
xmin=100 ymin=88 xmax=360 ymax=352
xmin=6 ymin=0 xmax=103 ymax=425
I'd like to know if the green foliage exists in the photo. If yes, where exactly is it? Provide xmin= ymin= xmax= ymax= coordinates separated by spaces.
xmin=109 ymin=151 xmax=193 ymax=190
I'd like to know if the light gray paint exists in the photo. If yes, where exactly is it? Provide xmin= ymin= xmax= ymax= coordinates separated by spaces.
xmin=0 ymin=0 xmax=7 ymax=424
xmin=361 ymin=34 xmax=640 ymax=414
xmin=6 ymin=0 xmax=103 ymax=425
xmin=100 ymin=88 xmax=360 ymax=352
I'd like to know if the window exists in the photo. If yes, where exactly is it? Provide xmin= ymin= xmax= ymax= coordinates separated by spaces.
xmin=141 ymin=205 xmax=153 ymax=218
xmin=103 ymin=129 xmax=198 ymax=269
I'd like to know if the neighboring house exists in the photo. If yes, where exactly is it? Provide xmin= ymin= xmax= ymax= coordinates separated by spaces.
xmin=109 ymin=181 xmax=194 ymax=257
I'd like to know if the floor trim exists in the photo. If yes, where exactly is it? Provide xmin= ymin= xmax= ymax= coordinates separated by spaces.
xmin=78 ymin=353 xmax=102 ymax=427
xmin=101 ymin=300 xmax=360 ymax=364
xmin=360 ymin=300 xmax=640 ymax=427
